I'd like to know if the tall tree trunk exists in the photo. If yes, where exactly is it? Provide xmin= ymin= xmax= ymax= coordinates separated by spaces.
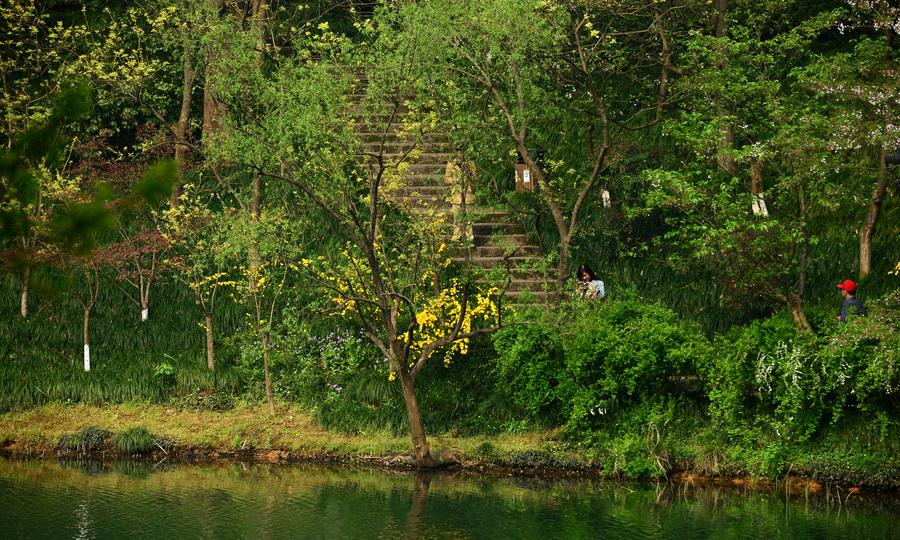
xmin=202 ymin=0 xmax=226 ymax=142
xmin=83 ymin=307 xmax=91 ymax=371
xmin=398 ymin=370 xmax=435 ymax=468
xmin=859 ymin=145 xmax=889 ymax=279
xmin=712 ymin=0 xmax=737 ymax=177
xmin=172 ymin=39 xmax=196 ymax=208
xmin=262 ymin=331 xmax=274 ymax=416
xmin=557 ymin=236 xmax=571 ymax=291
xmin=19 ymin=265 xmax=30 ymax=318
xmin=750 ymin=157 xmax=768 ymax=217
xmin=249 ymin=174 xmax=261 ymax=290
xmin=797 ymin=183 xmax=809 ymax=299
xmin=205 ymin=312 xmax=215 ymax=370
xmin=248 ymin=1 xmax=267 ymax=289
xmin=788 ymin=293 xmax=812 ymax=333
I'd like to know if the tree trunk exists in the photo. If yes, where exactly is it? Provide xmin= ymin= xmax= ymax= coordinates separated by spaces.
xmin=247 ymin=1 xmax=266 ymax=289
xmin=859 ymin=145 xmax=889 ymax=279
xmin=19 ymin=265 xmax=30 ymax=318
xmin=750 ymin=157 xmax=768 ymax=217
xmin=712 ymin=0 xmax=737 ymax=177
xmin=141 ymin=301 xmax=149 ymax=322
xmin=557 ymin=237 xmax=571 ymax=292
xmin=172 ymin=38 xmax=196 ymax=208
xmin=202 ymin=0 xmax=225 ymax=143
xmin=788 ymin=293 xmax=812 ymax=333
xmin=83 ymin=307 xmax=91 ymax=371
xmin=262 ymin=331 xmax=275 ymax=416
xmin=398 ymin=370 xmax=435 ymax=468
xmin=797 ymin=183 xmax=809 ymax=299
xmin=205 ymin=312 xmax=215 ymax=370
xmin=249 ymin=174 xmax=261 ymax=290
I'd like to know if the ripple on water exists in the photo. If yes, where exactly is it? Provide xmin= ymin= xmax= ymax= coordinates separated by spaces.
xmin=0 ymin=459 xmax=898 ymax=540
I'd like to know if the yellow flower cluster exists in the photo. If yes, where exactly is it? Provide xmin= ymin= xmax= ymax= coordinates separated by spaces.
xmin=412 ymin=281 xmax=499 ymax=366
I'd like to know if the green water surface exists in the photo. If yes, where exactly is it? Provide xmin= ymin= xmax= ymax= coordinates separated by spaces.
xmin=0 ymin=458 xmax=896 ymax=539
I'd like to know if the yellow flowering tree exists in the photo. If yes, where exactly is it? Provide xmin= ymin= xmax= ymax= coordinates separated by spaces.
xmin=161 ymin=184 xmax=237 ymax=370
xmin=218 ymin=208 xmax=303 ymax=416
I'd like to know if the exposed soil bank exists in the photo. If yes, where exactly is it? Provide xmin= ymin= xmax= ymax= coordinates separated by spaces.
xmin=1 ymin=403 xmax=897 ymax=491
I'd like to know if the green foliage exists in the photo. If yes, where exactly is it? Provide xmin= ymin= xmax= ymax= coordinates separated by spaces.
xmin=0 ymin=274 xmax=244 ymax=413
xmin=493 ymin=321 xmax=565 ymax=424
xmin=112 ymin=426 xmax=158 ymax=454
xmin=703 ymin=294 xmax=900 ymax=447
xmin=56 ymin=426 xmax=111 ymax=452
xmin=134 ymin=159 xmax=175 ymax=207
xmin=495 ymin=297 xmax=712 ymax=444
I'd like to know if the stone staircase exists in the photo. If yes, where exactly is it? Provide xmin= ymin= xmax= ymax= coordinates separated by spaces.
xmin=350 ymin=92 xmax=555 ymax=307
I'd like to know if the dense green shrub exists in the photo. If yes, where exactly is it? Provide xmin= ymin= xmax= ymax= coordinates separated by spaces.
xmin=494 ymin=298 xmax=711 ymax=443
xmin=703 ymin=294 xmax=900 ymax=444
xmin=493 ymin=321 xmax=565 ymax=424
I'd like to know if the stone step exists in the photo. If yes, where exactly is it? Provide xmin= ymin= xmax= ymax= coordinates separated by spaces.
xmin=472 ymin=233 xmax=529 ymax=247
xmin=502 ymin=290 xmax=554 ymax=303
xmin=361 ymin=162 xmax=446 ymax=174
xmin=454 ymin=255 xmax=537 ymax=269
xmin=401 ymin=173 xmax=447 ymax=187
xmin=477 ymin=278 xmax=550 ymax=292
xmin=357 ymin=141 xmax=451 ymax=153
xmin=355 ymin=132 xmax=449 ymax=142
xmin=388 ymin=185 xmax=453 ymax=198
xmin=357 ymin=151 xmax=452 ymax=163
xmin=473 ymin=244 xmax=541 ymax=257
xmin=472 ymin=222 xmax=525 ymax=235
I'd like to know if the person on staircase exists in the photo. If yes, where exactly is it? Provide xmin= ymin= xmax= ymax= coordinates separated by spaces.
xmin=444 ymin=151 xmax=475 ymax=243
xmin=576 ymin=264 xmax=606 ymax=300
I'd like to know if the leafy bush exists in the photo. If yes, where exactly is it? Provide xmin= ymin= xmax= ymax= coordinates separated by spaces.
xmin=56 ymin=426 xmax=111 ymax=452
xmin=495 ymin=298 xmax=711 ymax=443
xmin=703 ymin=294 xmax=900 ymax=445
xmin=493 ymin=321 xmax=565 ymax=424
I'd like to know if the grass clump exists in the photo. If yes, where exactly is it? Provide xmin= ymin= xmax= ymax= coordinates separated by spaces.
xmin=56 ymin=426 xmax=111 ymax=452
xmin=112 ymin=426 xmax=160 ymax=454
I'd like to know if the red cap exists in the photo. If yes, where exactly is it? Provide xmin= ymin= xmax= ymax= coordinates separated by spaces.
xmin=837 ymin=279 xmax=857 ymax=293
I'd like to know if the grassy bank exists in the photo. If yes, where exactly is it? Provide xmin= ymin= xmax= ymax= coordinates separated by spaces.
xmin=0 ymin=403 xmax=552 ymax=465
xmin=2 ymin=403 xmax=898 ymax=489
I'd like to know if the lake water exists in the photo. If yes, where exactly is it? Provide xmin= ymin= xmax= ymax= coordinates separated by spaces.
xmin=0 ymin=457 xmax=897 ymax=539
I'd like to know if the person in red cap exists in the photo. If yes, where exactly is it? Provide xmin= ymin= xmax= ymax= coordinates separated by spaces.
xmin=836 ymin=279 xmax=868 ymax=322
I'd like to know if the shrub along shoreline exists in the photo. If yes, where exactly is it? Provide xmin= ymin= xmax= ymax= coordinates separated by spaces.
xmin=2 ymin=281 xmax=898 ymax=489
xmin=1 ymin=402 xmax=897 ymax=489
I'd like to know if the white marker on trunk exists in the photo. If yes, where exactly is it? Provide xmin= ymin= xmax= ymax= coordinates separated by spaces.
xmin=83 ymin=344 xmax=91 ymax=372
xmin=141 ymin=308 xmax=149 ymax=321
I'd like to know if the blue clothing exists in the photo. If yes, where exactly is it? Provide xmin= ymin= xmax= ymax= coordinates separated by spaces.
xmin=840 ymin=296 xmax=867 ymax=322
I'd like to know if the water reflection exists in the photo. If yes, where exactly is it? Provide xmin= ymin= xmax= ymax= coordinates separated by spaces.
xmin=0 ymin=457 xmax=897 ymax=539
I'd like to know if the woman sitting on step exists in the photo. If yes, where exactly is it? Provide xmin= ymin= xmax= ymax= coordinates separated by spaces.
xmin=576 ymin=264 xmax=606 ymax=300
